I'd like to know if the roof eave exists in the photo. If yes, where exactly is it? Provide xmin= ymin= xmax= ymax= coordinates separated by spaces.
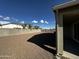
xmin=53 ymin=0 xmax=79 ymax=11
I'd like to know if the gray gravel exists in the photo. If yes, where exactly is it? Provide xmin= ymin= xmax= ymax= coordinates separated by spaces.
xmin=0 ymin=32 xmax=55 ymax=59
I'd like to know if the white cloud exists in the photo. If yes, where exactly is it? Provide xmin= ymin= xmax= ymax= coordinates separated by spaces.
xmin=0 ymin=15 xmax=3 ymax=18
xmin=0 ymin=21 xmax=10 ymax=24
xmin=40 ymin=20 xmax=48 ymax=24
xmin=32 ymin=20 xmax=38 ymax=23
xmin=45 ymin=21 xmax=48 ymax=24
xmin=20 ymin=21 xmax=25 ymax=24
xmin=3 ymin=17 xmax=10 ymax=20
xmin=40 ymin=20 xmax=44 ymax=23
xmin=12 ymin=18 xmax=18 ymax=21
xmin=15 ymin=19 xmax=18 ymax=21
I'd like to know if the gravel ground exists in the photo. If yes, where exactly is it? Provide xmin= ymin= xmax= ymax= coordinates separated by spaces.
xmin=0 ymin=32 xmax=56 ymax=59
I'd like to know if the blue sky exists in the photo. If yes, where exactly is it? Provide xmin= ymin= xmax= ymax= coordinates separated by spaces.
xmin=0 ymin=0 xmax=71 ymax=29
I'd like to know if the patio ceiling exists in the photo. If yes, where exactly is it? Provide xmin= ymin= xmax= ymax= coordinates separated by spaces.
xmin=63 ymin=13 xmax=79 ymax=25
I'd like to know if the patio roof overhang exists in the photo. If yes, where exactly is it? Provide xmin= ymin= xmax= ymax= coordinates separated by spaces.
xmin=53 ymin=0 xmax=79 ymax=25
xmin=53 ymin=0 xmax=79 ymax=11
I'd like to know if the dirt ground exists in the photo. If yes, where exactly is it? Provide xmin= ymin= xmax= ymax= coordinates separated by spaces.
xmin=0 ymin=32 xmax=56 ymax=59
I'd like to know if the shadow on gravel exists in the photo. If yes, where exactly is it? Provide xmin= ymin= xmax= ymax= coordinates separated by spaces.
xmin=27 ymin=32 xmax=79 ymax=56
xmin=27 ymin=32 xmax=56 ymax=55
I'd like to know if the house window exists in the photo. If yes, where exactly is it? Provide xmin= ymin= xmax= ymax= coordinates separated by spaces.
xmin=73 ymin=22 xmax=79 ymax=43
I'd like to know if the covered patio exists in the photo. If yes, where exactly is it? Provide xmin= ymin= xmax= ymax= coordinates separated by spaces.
xmin=53 ymin=0 xmax=79 ymax=59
